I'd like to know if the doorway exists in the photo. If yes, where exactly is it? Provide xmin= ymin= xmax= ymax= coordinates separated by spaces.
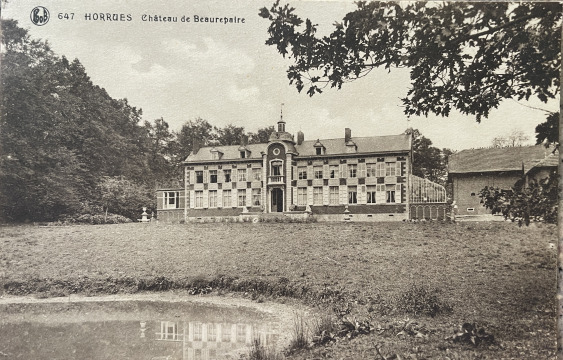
xmin=271 ymin=188 xmax=284 ymax=212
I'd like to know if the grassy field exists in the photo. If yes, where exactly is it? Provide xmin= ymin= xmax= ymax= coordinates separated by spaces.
xmin=0 ymin=221 xmax=557 ymax=359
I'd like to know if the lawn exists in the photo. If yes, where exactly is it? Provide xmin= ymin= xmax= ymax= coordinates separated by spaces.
xmin=0 ymin=221 xmax=557 ymax=359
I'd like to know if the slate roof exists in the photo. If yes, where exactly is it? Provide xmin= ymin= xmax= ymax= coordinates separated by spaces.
xmin=524 ymin=151 xmax=558 ymax=174
xmin=448 ymin=145 xmax=553 ymax=174
xmin=185 ymin=134 xmax=411 ymax=162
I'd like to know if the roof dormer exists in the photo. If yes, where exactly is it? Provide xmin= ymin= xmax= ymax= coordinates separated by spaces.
xmin=313 ymin=139 xmax=326 ymax=155
xmin=238 ymin=145 xmax=250 ymax=159
xmin=210 ymin=147 xmax=223 ymax=160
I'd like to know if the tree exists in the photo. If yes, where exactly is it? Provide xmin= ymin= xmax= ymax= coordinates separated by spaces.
xmin=175 ymin=117 xmax=215 ymax=160
xmin=259 ymin=1 xmax=561 ymax=140
xmin=479 ymin=171 xmax=557 ymax=225
xmin=248 ymin=125 xmax=276 ymax=144
xmin=491 ymin=129 xmax=530 ymax=148
xmin=1 ymin=19 xmax=156 ymax=221
xmin=406 ymin=128 xmax=450 ymax=185
xmin=144 ymin=117 xmax=178 ymax=184
xmin=213 ymin=124 xmax=246 ymax=146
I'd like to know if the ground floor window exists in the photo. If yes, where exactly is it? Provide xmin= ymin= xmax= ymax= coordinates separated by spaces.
xmin=367 ymin=185 xmax=376 ymax=204
xmin=194 ymin=191 xmax=203 ymax=208
xmin=297 ymin=187 xmax=307 ymax=206
xmin=348 ymin=186 xmax=357 ymax=204
xmin=238 ymin=189 xmax=247 ymax=207
xmin=329 ymin=186 xmax=339 ymax=205
xmin=208 ymin=190 xmax=217 ymax=208
xmin=164 ymin=191 xmax=180 ymax=209
xmin=223 ymin=190 xmax=232 ymax=207
xmin=386 ymin=190 xmax=395 ymax=203
xmin=252 ymin=188 xmax=261 ymax=206
xmin=313 ymin=187 xmax=323 ymax=205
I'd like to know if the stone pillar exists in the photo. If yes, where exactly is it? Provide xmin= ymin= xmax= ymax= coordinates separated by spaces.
xmin=285 ymin=153 xmax=292 ymax=212
xmin=262 ymin=152 xmax=268 ymax=213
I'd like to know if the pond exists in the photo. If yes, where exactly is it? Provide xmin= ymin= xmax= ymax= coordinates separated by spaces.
xmin=0 ymin=296 xmax=289 ymax=360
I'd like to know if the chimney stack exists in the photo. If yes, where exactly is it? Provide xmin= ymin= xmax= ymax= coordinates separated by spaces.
xmin=297 ymin=131 xmax=304 ymax=145
xmin=345 ymin=128 xmax=352 ymax=143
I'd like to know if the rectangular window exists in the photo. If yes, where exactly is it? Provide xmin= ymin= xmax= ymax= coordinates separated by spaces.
xmin=208 ymin=190 xmax=217 ymax=208
xmin=240 ymin=151 xmax=246 ymax=159
xmin=385 ymin=162 xmax=396 ymax=176
xmin=222 ymin=324 xmax=231 ymax=342
xmin=193 ymin=322 xmax=202 ymax=341
xmin=348 ymin=186 xmax=357 ymax=204
xmin=252 ymin=168 xmax=262 ymax=181
xmin=223 ymin=169 xmax=231 ymax=182
xmin=329 ymin=165 xmax=338 ymax=179
xmin=223 ymin=190 xmax=232 ymax=207
xmin=366 ymin=164 xmax=376 ymax=177
xmin=196 ymin=170 xmax=204 ymax=183
xmin=238 ymin=169 xmax=247 ymax=182
xmin=195 ymin=191 xmax=203 ymax=208
xmin=237 ymin=189 xmax=247 ymax=207
xmin=348 ymin=164 xmax=357 ymax=178
xmin=207 ymin=324 xmax=217 ymax=342
xmin=314 ymin=166 xmax=323 ymax=179
xmin=164 ymin=191 xmax=180 ymax=209
xmin=386 ymin=189 xmax=396 ymax=203
xmin=252 ymin=188 xmax=261 ymax=206
xmin=329 ymin=186 xmax=339 ymax=205
xmin=271 ymin=161 xmax=282 ymax=176
xmin=313 ymin=187 xmax=323 ymax=205
xmin=376 ymin=162 xmax=385 ymax=177
xmin=237 ymin=324 xmax=246 ymax=343
xmin=297 ymin=187 xmax=307 ymax=205
xmin=209 ymin=170 xmax=218 ymax=183
xmin=316 ymin=147 xmax=322 ymax=155
xmin=367 ymin=185 xmax=376 ymax=204
xmin=298 ymin=167 xmax=307 ymax=180
xmin=160 ymin=321 xmax=178 ymax=340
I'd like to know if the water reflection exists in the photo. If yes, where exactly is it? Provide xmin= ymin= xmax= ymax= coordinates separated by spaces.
xmin=0 ymin=300 xmax=281 ymax=360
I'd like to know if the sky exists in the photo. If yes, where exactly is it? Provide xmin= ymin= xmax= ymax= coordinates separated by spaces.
xmin=3 ymin=0 xmax=558 ymax=151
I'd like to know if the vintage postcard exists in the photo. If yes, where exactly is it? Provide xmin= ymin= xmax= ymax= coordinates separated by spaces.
xmin=1 ymin=1 xmax=559 ymax=359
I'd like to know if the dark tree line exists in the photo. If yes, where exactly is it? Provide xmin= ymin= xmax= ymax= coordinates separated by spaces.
xmin=0 ymin=20 xmax=274 ymax=222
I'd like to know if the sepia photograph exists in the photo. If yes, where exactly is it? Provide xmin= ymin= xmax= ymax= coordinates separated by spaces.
xmin=0 ymin=1 xmax=560 ymax=359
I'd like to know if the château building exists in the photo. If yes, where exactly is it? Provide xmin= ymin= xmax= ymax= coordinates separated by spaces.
xmin=157 ymin=118 xmax=447 ymax=222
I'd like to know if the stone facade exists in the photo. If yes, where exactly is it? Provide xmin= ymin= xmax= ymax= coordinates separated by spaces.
xmin=157 ymin=119 xmax=448 ymax=222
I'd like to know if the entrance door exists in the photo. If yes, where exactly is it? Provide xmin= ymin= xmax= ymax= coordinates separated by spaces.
xmin=271 ymin=188 xmax=284 ymax=212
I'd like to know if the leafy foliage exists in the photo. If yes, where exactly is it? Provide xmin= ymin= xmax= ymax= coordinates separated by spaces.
xmin=260 ymin=1 xmax=561 ymax=139
xmin=99 ymin=177 xmax=155 ymax=221
xmin=394 ymin=284 xmax=452 ymax=317
xmin=406 ymin=128 xmax=451 ymax=185
xmin=447 ymin=323 xmax=495 ymax=347
xmin=479 ymin=171 xmax=557 ymax=225
xmin=0 ymin=19 xmax=159 ymax=221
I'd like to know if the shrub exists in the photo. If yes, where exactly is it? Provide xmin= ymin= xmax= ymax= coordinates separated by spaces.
xmin=479 ymin=171 xmax=557 ymax=226
xmin=245 ymin=338 xmax=284 ymax=360
xmin=289 ymin=312 xmax=309 ymax=351
xmin=394 ymin=284 xmax=452 ymax=317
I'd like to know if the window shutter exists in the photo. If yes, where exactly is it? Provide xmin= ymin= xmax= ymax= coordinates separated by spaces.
xmin=376 ymin=185 xmax=386 ymax=203
xmin=323 ymin=164 xmax=329 ymax=179
xmin=232 ymin=169 xmax=237 ymax=183
xmin=189 ymin=190 xmax=195 ymax=209
xmin=358 ymin=163 xmax=366 ymax=178
xmin=307 ymin=165 xmax=313 ymax=180
xmin=395 ymin=184 xmax=402 ymax=203
xmin=339 ymin=164 xmax=346 ymax=178
xmin=307 ymin=187 xmax=313 ymax=205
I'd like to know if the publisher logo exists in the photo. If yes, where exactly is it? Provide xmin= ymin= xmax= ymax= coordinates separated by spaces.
xmin=30 ymin=6 xmax=50 ymax=26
